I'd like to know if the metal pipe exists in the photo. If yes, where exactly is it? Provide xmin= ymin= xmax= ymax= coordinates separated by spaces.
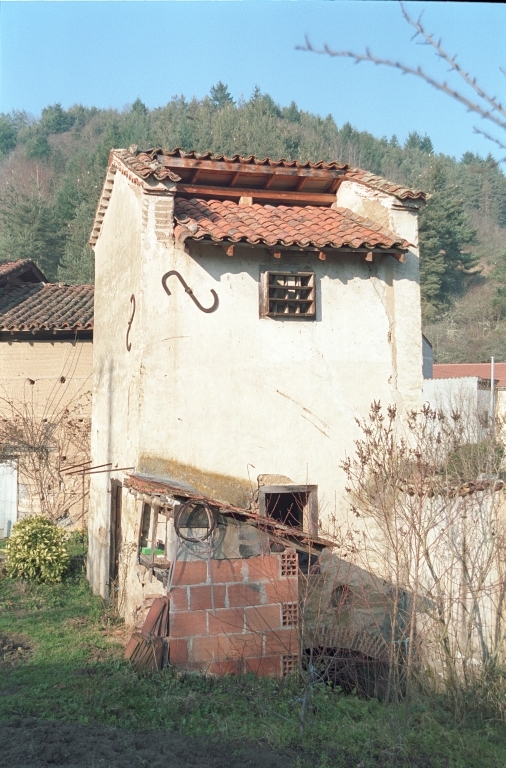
xmin=490 ymin=356 xmax=495 ymax=437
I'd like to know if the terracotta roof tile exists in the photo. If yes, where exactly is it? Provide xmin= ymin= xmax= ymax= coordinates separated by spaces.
xmin=433 ymin=363 xmax=506 ymax=387
xmin=174 ymin=198 xmax=409 ymax=251
xmin=156 ymin=146 xmax=347 ymax=172
xmin=113 ymin=148 xmax=181 ymax=183
xmin=343 ymin=168 xmax=426 ymax=200
xmin=0 ymin=260 xmax=33 ymax=278
xmin=0 ymin=283 xmax=94 ymax=333
xmin=0 ymin=259 xmax=48 ymax=283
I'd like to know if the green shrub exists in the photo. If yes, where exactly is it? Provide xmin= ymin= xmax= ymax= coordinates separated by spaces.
xmin=5 ymin=516 xmax=70 ymax=583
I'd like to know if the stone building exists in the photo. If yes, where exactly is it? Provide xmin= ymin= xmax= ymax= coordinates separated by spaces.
xmin=87 ymin=147 xmax=426 ymax=676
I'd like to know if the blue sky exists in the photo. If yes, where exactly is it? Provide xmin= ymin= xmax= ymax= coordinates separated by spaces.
xmin=0 ymin=1 xmax=504 ymax=162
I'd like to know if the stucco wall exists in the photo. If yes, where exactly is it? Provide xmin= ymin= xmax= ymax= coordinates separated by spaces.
xmin=89 ymin=172 xmax=424 ymax=605
xmin=88 ymin=169 xmax=143 ymax=598
xmin=0 ymin=338 xmax=93 ymax=526
xmin=0 ymin=339 xmax=92 ymax=411
xmin=423 ymin=377 xmax=490 ymax=442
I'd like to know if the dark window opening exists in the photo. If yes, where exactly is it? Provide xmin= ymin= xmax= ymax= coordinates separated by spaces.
xmin=139 ymin=503 xmax=152 ymax=552
xmin=297 ymin=551 xmax=321 ymax=575
xmin=138 ymin=502 xmax=171 ymax=569
xmin=258 ymin=484 xmax=318 ymax=536
xmin=265 ymin=492 xmax=307 ymax=528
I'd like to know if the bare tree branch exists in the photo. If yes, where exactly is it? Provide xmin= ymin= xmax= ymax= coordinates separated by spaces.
xmin=297 ymin=2 xmax=506 ymax=154
xmin=399 ymin=2 xmax=506 ymax=121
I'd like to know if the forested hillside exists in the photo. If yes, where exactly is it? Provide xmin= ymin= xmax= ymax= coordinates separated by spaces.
xmin=1 ymin=83 xmax=505 ymax=362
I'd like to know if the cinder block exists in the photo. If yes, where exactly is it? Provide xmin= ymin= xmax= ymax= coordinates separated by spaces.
xmin=264 ymin=628 xmax=298 ymax=656
xmin=227 ymin=582 xmax=264 ymax=607
xmin=227 ymin=631 xmax=263 ymax=659
xmin=169 ymin=638 xmax=189 ymax=664
xmin=191 ymin=634 xmax=228 ymax=663
xmin=245 ymin=604 xmax=281 ymax=632
xmin=212 ymin=558 xmax=246 ymax=583
xmin=170 ymin=609 xmax=207 ymax=638
xmin=246 ymin=655 xmax=282 ymax=677
xmin=246 ymin=554 xmax=280 ymax=581
xmin=170 ymin=586 xmax=189 ymax=612
xmin=208 ymin=607 xmax=245 ymax=635
xmin=208 ymin=660 xmax=243 ymax=676
xmin=190 ymin=585 xmax=227 ymax=611
xmin=264 ymin=578 xmax=298 ymax=604
xmin=173 ymin=559 xmax=208 ymax=586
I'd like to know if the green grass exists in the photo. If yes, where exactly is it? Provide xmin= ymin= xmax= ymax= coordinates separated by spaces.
xmin=0 ymin=572 xmax=506 ymax=767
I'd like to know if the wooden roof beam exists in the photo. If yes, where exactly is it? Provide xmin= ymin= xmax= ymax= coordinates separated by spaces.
xmin=176 ymin=184 xmax=336 ymax=206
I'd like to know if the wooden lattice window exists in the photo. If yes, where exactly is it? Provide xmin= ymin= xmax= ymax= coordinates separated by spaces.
xmin=260 ymin=271 xmax=315 ymax=318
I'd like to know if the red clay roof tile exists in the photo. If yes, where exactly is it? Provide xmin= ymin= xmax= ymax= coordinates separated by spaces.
xmin=0 ymin=283 xmax=94 ymax=333
xmin=157 ymin=146 xmax=347 ymax=172
xmin=174 ymin=198 xmax=409 ymax=251
xmin=433 ymin=363 xmax=506 ymax=387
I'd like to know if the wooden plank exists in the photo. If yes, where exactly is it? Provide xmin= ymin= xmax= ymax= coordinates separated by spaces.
xmin=176 ymin=184 xmax=336 ymax=205
xmin=158 ymin=155 xmax=346 ymax=180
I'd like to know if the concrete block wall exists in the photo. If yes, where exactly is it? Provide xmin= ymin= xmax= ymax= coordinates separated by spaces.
xmin=168 ymin=552 xmax=299 ymax=676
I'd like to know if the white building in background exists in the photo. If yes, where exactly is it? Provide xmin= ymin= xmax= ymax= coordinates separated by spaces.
xmin=424 ymin=362 xmax=506 ymax=442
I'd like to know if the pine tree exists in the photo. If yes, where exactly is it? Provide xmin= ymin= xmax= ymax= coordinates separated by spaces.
xmin=209 ymin=82 xmax=234 ymax=109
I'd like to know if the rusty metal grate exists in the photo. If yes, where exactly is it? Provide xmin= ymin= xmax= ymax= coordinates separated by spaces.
xmin=266 ymin=272 xmax=315 ymax=317
xmin=281 ymin=551 xmax=298 ymax=576
xmin=282 ymin=602 xmax=298 ymax=626
xmin=282 ymin=654 xmax=298 ymax=676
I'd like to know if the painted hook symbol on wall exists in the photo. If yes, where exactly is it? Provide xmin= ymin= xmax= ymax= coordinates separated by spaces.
xmin=161 ymin=270 xmax=219 ymax=314
xmin=126 ymin=294 xmax=135 ymax=351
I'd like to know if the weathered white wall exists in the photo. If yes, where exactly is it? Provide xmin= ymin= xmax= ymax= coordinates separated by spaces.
xmin=423 ymin=377 xmax=489 ymax=442
xmin=88 ymin=169 xmax=144 ymax=599
xmin=89 ymin=171 xmax=424 ymax=609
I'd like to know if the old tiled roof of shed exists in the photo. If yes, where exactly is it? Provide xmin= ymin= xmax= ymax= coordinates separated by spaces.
xmin=0 ymin=283 xmax=94 ymax=333
xmin=124 ymin=472 xmax=333 ymax=548
xmin=174 ymin=198 xmax=410 ymax=251
xmin=433 ymin=363 xmax=506 ymax=388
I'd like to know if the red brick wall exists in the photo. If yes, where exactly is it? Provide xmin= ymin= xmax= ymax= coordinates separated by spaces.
xmin=168 ymin=552 xmax=299 ymax=677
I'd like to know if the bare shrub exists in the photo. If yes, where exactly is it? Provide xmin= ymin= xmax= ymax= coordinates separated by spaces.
xmin=341 ymin=401 xmax=506 ymax=725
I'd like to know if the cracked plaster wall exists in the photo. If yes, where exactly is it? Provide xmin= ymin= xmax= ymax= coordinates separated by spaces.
xmin=88 ymin=173 xmax=424 ymax=601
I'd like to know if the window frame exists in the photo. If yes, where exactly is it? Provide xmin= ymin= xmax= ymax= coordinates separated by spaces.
xmin=258 ymin=484 xmax=318 ymax=537
xmin=259 ymin=270 xmax=316 ymax=319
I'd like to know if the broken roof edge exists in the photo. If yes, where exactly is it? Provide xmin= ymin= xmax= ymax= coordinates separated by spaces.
xmin=124 ymin=472 xmax=333 ymax=549
xmin=89 ymin=147 xmax=427 ymax=248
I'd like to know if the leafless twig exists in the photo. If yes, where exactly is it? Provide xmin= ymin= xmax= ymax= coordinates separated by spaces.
xmin=297 ymin=1 xmax=506 ymax=154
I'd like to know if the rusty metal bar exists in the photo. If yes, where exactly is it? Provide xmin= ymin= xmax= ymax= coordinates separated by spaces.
xmin=63 ymin=462 xmax=112 ymax=476
xmin=162 ymin=270 xmax=219 ymax=314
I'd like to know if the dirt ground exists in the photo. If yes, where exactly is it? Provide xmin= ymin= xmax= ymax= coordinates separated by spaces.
xmin=0 ymin=718 xmax=296 ymax=768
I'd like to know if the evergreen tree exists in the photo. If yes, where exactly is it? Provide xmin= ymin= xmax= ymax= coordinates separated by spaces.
xmin=0 ymin=183 xmax=64 ymax=279
xmin=419 ymin=161 xmax=477 ymax=318
xmin=209 ymin=82 xmax=234 ymax=108
xmin=0 ymin=116 xmax=17 ymax=155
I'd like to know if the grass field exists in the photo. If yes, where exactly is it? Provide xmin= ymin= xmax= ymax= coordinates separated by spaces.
xmin=1 ymin=567 xmax=506 ymax=767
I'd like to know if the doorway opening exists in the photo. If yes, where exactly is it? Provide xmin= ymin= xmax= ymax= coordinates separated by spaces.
xmin=109 ymin=480 xmax=122 ymax=584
